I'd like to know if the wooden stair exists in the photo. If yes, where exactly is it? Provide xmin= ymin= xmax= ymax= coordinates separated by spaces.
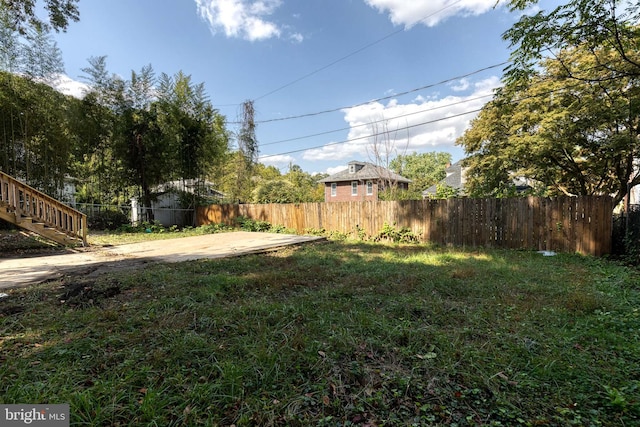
xmin=1 ymin=171 xmax=87 ymax=246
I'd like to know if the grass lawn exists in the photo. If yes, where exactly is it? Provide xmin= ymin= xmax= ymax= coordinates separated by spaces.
xmin=1 ymin=238 xmax=638 ymax=426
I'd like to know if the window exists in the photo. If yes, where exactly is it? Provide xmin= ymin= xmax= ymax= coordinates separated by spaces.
xmin=366 ymin=181 xmax=373 ymax=195
xmin=351 ymin=181 xmax=358 ymax=196
xmin=331 ymin=182 xmax=337 ymax=197
xmin=349 ymin=164 xmax=356 ymax=173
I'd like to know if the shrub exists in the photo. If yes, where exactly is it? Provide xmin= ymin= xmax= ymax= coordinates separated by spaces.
xmin=235 ymin=216 xmax=272 ymax=232
xmin=196 ymin=223 xmax=233 ymax=234
xmin=374 ymin=222 xmax=419 ymax=243
xmin=88 ymin=210 xmax=130 ymax=231
xmin=117 ymin=220 xmax=166 ymax=233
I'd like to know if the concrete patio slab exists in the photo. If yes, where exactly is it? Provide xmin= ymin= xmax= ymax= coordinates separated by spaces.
xmin=0 ymin=232 xmax=324 ymax=289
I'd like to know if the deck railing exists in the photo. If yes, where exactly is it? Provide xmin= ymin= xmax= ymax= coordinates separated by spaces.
xmin=0 ymin=171 xmax=87 ymax=245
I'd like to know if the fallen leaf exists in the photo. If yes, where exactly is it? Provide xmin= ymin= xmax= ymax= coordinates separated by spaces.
xmin=322 ymin=395 xmax=330 ymax=406
xmin=416 ymin=352 xmax=437 ymax=360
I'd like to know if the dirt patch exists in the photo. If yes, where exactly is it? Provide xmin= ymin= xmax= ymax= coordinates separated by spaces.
xmin=59 ymin=278 xmax=122 ymax=307
xmin=0 ymin=303 xmax=24 ymax=317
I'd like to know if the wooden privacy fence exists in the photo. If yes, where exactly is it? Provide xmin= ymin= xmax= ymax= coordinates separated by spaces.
xmin=197 ymin=196 xmax=614 ymax=256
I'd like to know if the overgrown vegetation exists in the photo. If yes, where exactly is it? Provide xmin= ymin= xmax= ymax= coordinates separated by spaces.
xmin=86 ymin=209 xmax=130 ymax=231
xmin=0 ymin=240 xmax=638 ymax=425
xmin=611 ymin=205 xmax=640 ymax=266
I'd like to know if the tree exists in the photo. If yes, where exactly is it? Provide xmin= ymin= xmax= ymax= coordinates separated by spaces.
xmin=367 ymin=120 xmax=410 ymax=200
xmin=0 ymin=71 xmax=75 ymax=196
xmin=21 ymin=26 xmax=64 ymax=84
xmin=73 ymin=56 xmax=128 ymax=205
xmin=77 ymin=57 xmax=230 ymax=215
xmin=228 ymin=100 xmax=259 ymax=203
xmin=389 ymin=151 xmax=452 ymax=198
xmin=249 ymin=163 xmax=325 ymax=204
xmin=504 ymin=0 xmax=640 ymax=85
xmin=1 ymin=0 xmax=80 ymax=34
xmin=458 ymin=43 xmax=640 ymax=204
xmin=0 ymin=13 xmax=22 ymax=72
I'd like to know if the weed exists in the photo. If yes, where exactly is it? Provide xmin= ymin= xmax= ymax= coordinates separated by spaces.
xmin=374 ymin=222 xmax=420 ymax=243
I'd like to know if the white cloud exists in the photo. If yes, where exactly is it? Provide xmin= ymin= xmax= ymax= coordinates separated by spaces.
xmin=194 ymin=0 xmax=301 ymax=41
xmin=364 ymin=0 xmax=501 ymax=27
xmin=450 ymin=78 xmax=469 ymax=92
xmin=52 ymin=74 xmax=89 ymax=98
xmin=303 ymin=76 xmax=501 ymax=162
xmin=326 ymin=165 xmax=348 ymax=175
xmin=289 ymin=32 xmax=304 ymax=43
xmin=259 ymin=154 xmax=295 ymax=165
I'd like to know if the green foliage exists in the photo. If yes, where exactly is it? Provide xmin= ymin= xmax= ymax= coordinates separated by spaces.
xmin=250 ymin=164 xmax=325 ymax=204
xmin=458 ymin=42 xmax=640 ymax=204
xmin=251 ymin=179 xmax=297 ymax=204
xmin=433 ymin=184 xmax=459 ymax=199
xmin=390 ymin=151 xmax=452 ymax=198
xmin=196 ymin=222 xmax=233 ymax=234
xmin=611 ymin=207 xmax=640 ymax=266
xmin=461 ymin=0 xmax=640 ymax=203
xmin=0 ymin=0 xmax=80 ymax=34
xmin=504 ymin=0 xmax=640 ymax=85
xmin=77 ymin=59 xmax=230 ymax=213
xmin=118 ymin=220 xmax=166 ymax=234
xmin=373 ymin=221 xmax=419 ymax=243
xmin=233 ymin=216 xmax=295 ymax=234
xmin=87 ymin=209 xmax=130 ymax=231
xmin=235 ymin=216 xmax=271 ymax=232
xmin=0 ymin=72 xmax=75 ymax=197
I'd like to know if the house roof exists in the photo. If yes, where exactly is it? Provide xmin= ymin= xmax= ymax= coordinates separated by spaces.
xmin=423 ymin=160 xmax=534 ymax=197
xmin=318 ymin=161 xmax=411 ymax=184
xmin=423 ymin=161 xmax=464 ymax=195
xmin=153 ymin=179 xmax=225 ymax=197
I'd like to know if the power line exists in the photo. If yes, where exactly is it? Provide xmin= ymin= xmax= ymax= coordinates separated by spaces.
xmin=258 ymin=77 xmax=597 ymax=161
xmin=259 ymin=107 xmax=483 ymax=159
xmin=226 ymin=61 xmax=509 ymax=125
xmin=252 ymin=0 xmax=464 ymax=102
xmin=259 ymin=92 xmax=495 ymax=147
xmin=255 ymin=62 xmax=508 ymax=124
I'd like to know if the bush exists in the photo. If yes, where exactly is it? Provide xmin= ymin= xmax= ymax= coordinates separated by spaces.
xmin=196 ymin=223 xmax=233 ymax=234
xmin=612 ymin=205 xmax=640 ymax=266
xmin=117 ymin=220 xmax=166 ymax=233
xmin=235 ymin=216 xmax=272 ymax=232
xmin=88 ymin=210 xmax=130 ymax=231
xmin=374 ymin=222 xmax=420 ymax=243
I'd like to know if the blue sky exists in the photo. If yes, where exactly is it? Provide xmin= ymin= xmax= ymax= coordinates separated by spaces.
xmin=51 ymin=0 xmax=549 ymax=175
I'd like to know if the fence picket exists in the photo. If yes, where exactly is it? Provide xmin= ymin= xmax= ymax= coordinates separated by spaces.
xmin=196 ymin=196 xmax=613 ymax=255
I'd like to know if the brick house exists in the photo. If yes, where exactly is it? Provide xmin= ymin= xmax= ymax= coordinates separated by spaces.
xmin=318 ymin=161 xmax=411 ymax=202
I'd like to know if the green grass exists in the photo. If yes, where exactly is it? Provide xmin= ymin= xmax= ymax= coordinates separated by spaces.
xmin=1 ymin=240 xmax=639 ymax=426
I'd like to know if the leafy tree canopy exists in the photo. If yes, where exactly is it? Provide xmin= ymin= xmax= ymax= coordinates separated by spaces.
xmin=250 ymin=163 xmax=324 ymax=203
xmin=390 ymin=151 xmax=452 ymax=198
xmin=1 ymin=0 xmax=79 ymax=34
xmin=458 ymin=42 xmax=640 ymax=204
xmin=504 ymin=0 xmax=640 ymax=84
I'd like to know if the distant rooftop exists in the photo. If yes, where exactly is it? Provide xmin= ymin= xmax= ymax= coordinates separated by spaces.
xmin=319 ymin=161 xmax=411 ymax=183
